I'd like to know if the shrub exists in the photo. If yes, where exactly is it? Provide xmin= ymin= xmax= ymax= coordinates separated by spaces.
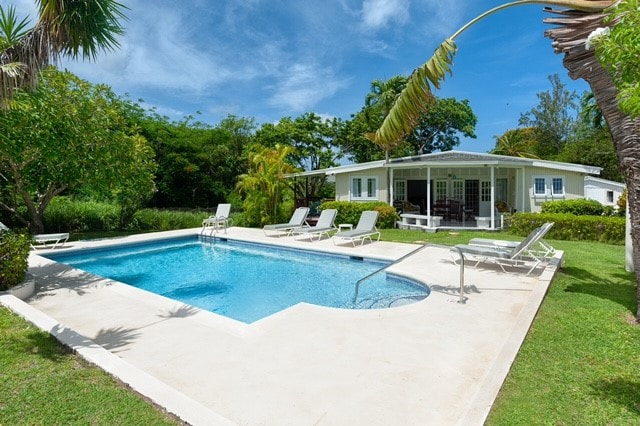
xmin=510 ymin=212 xmax=625 ymax=244
xmin=541 ymin=199 xmax=606 ymax=216
xmin=127 ymin=209 xmax=205 ymax=231
xmin=319 ymin=201 xmax=399 ymax=229
xmin=44 ymin=197 xmax=119 ymax=232
xmin=0 ymin=231 xmax=31 ymax=290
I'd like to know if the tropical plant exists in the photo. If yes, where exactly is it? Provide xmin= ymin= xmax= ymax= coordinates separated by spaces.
xmin=236 ymin=144 xmax=298 ymax=226
xmin=372 ymin=0 xmax=640 ymax=321
xmin=491 ymin=128 xmax=541 ymax=158
xmin=0 ymin=0 xmax=127 ymax=107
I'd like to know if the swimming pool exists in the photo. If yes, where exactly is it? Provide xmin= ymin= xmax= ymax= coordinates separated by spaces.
xmin=45 ymin=237 xmax=430 ymax=323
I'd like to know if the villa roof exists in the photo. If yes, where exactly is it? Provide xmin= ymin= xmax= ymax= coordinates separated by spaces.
xmin=286 ymin=150 xmax=601 ymax=178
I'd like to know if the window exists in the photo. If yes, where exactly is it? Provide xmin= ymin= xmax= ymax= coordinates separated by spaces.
xmin=532 ymin=176 xmax=565 ymax=197
xmin=435 ymin=180 xmax=447 ymax=201
xmin=551 ymin=177 xmax=564 ymax=196
xmin=533 ymin=177 xmax=546 ymax=196
xmin=394 ymin=180 xmax=406 ymax=201
xmin=606 ymin=190 xmax=614 ymax=203
xmin=495 ymin=178 xmax=508 ymax=203
xmin=351 ymin=176 xmax=378 ymax=200
xmin=481 ymin=181 xmax=491 ymax=202
xmin=452 ymin=180 xmax=464 ymax=201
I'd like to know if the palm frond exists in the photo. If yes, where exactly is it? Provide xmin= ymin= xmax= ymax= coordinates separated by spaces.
xmin=373 ymin=0 xmax=614 ymax=149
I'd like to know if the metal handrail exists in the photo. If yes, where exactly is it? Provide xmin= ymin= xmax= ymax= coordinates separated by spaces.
xmin=353 ymin=244 xmax=430 ymax=303
xmin=352 ymin=243 xmax=467 ymax=304
xmin=452 ymin=246 xmax=466 ymax=304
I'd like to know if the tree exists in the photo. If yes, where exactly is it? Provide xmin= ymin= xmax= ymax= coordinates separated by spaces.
xmin=557 ymin=92 xmax=622 ymax=181
xmin=235 ymin=144 xmax=298 ymax=226
xmin=0 ymin=68 xmax=155 ymax=233
xmin=518 ymin=74 xmax=579 ymax=156
xmin=545 ymin=1 xmax=640 ymax=321
xmin=406 ymin=97 xmax=477 ymax=154
xmin=591 ymin=0 xmax=640 ymax=117
xmin=0 ymin=0 xmax=126 ymax=106
xmin=253 ymin=112 xmax=341 ymax=200
xmin=372 ymin=0 xmax=640 ymax=320
xmin=490 ymin=128 xmax=541 ymax=158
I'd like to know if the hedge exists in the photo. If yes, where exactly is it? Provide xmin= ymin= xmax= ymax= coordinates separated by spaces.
xmin=510 ymin=212 xmax=625 ymax=245
xmin=0 ymin=230 xmax=31 ymax=290
xmin=319 ymin=201 xmax=398 ymax=229
xmin=127 ymin=208 xmax=205 ymax=231
xmin=540 ymin=198 xmax=617 ymax=216
xmin=44 ymin=197 xmax=119 ymax=232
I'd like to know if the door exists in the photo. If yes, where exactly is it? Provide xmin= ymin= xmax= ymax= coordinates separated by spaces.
xmin=479 ymin=180 xmax=492 ymax=216
xmin=464 ymin=180 xmax=479 ymax=216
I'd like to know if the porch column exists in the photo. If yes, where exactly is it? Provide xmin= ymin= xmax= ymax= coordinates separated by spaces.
xmin=427 ymin=167 xmax=432 ymax=227
xmin=389 ymin=167 xmax=394 ymax=205
xmin=521 ymin=167 xmax=526 ymax=213
xmin=490 ymin=166 xmax=496 ymax=229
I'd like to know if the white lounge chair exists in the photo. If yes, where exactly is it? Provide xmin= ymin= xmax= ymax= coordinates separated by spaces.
xmin=292 ymin=209 xmax=337 ymax=241
xmin=2 ymin=221 xmax=69 ymax=249
xmin=201 ymin=203 xmax=232 ymax=235
xmin=452 ymin=224 xmax=553 ymax=275
xmin=332 ymin=210 xmax=380 ymax=247
xmin=263 ymin=207 xmax=310 ymax=237
xmin=32 ymin=233 xmax=70 ymax=249
xmin=467 ymin=222 xmax=555 ymax=260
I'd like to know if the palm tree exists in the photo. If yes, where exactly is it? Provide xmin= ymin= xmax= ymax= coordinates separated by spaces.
xmin=0 ymin=0 xmax=126 ymax=107
xmin=363 ymin=76 xmax=409 ymax=161
xmin=491 ymin=129 xmax=540 ymax=158
xmin=374 ymin=0 xmax=640 ymax=321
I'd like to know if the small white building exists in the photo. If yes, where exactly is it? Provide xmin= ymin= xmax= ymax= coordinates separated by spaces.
xmin=584 ymin=176 xmax=625 ymax=208
xmin=289 ymin=151 xmax=603 ymax=230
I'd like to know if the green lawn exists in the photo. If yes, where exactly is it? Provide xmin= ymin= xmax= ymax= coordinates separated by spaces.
xmin=2 ymin=228 xmax=638 ymax=424
xmin=0 ymin=307 xmax=180 ymax=424
xmin=381 ymin=229 xmax=640 ymax=425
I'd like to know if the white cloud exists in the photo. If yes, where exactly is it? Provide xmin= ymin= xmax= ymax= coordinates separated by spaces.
xmin=360 ymin=0 xmax=409 ymax=30
xmin=268 ymin=63 xmax=349 ymax=112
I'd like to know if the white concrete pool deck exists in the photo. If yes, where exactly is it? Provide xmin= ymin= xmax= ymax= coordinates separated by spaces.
xmin=1 ymin=227 xmax=563 ymax=425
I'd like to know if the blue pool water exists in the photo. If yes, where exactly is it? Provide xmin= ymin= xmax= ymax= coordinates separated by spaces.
xmin=45 ymin=237 xmax=430 ymax=323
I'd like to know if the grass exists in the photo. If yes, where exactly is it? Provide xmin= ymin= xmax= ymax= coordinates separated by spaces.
xmin=0 ymin=308 xmax=180 ymax=424
xmin=381 ymin=229 xmax=640 ymax=425
xmin=2 ymin=227 xmax=638 ymax=424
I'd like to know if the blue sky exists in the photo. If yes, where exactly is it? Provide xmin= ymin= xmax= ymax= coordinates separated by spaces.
xmin=10 ymin=0 xmax=589 ymax=153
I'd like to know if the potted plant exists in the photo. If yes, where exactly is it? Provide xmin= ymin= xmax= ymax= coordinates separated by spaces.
xmin=0 ymin=229 xmax=32 ymax=300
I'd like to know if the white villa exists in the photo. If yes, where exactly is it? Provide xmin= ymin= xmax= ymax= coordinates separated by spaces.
xmin=290 ymin=151 xmax=603 ymax=230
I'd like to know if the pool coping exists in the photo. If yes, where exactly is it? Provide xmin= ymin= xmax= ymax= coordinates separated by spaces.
xmin=2 ymin=227 xmax=562 ymax=425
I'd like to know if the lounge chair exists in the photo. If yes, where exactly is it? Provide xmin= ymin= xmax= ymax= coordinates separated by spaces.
xmin=467 ymin=222 xmax=555 ymax=260
xmin=263 ymin=207 xmax=310 ymax=237
xmin=452 ymin=224 xmax=553 ymax=275
xmin=332 ymin=210 xmax=380 ymax=247
xmin=201 ymin=203 xmax=232 ymax=235
xmin=2 ymin=221 xmax=69 ymax=249
xmin=292 ymin=209 xmax=337 ymax=241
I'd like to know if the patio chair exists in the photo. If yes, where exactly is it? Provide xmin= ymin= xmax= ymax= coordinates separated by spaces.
xmin=201 ymin=203 xmax=232 ymax=235
xmin=332 ymin=210 xmax=380 ymax=247
xmin=451 ymin=224 xmax=553 ymax=275
xmin=292 ymin=208 xmax=337 ymax=241
xmin=467 ymin=222 xmax=555 ymax=259
xmin=2 ymin=221 xmax=70 ymax=249
xmin=263 ymin=207 xmax=310 ymax=237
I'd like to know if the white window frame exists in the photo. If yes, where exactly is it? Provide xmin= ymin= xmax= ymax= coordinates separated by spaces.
xmin=393 ymin=180 xmax=406 ymax=202
xmin=435 ymin=180 xmax=447 ymax=201
xmin=551 ymin=177 xmax=565 ymax=196
xmin=533 ymin=177 xmax=547 ymax=197
xmin=451 ymin=180 xmax=464 ymax=201
xmin=351 ymin=176 xmax=378 ymax=200
xmin=532 ymin=175 xmax=565 ymax=197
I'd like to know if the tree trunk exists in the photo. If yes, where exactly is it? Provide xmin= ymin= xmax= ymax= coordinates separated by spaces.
xmin=545 ymin=8 xmax=640 ymax=322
